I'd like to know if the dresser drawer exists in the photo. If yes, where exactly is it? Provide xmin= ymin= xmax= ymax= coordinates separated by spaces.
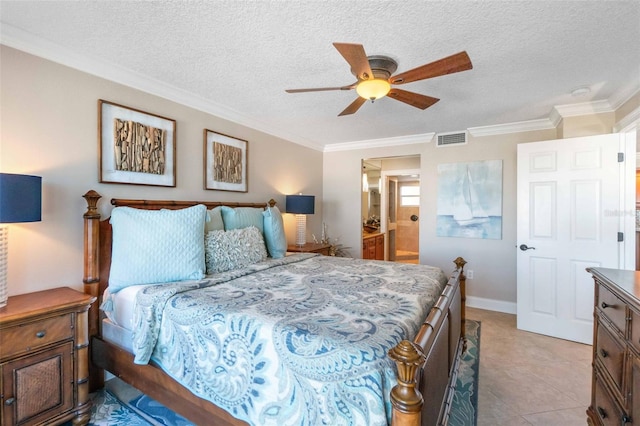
xmin=593 ymin=373 xmax=628 ymax=426
xmin=598 ymin=283 xmax=627 ymax=334
xmin=0 ymin=313 xmax=73 ymax=359
xmin=596 ymin=319 xmax=625 ymax=394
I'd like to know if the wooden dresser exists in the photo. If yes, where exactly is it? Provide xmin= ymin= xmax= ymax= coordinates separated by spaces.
xmin=0 ymin=287 xmax=95 ymax=426
xmin=587 ymin=268 xmax=640 ymax=426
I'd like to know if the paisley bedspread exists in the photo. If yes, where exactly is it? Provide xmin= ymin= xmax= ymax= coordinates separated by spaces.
xmin=127 ymin=254 xmax=447 ymax=426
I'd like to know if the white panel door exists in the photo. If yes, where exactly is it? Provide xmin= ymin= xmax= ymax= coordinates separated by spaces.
xmin=516 ymin=134 xmax=622 ymax=344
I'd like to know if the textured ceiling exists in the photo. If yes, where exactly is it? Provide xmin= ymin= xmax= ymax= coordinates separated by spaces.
xmin=1 ymin=1 xmax=639 ymax=150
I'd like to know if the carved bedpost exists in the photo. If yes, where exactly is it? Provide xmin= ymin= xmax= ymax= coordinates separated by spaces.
xmin=388 ymin=340 xmax=427 ymax=426
xmin=82 ymin=190 xmax=102 ymax=391
xmin=268 ymin=198 xmax=276 ymax=208
xmin=453 ymin=257 xmax=467 ymax=346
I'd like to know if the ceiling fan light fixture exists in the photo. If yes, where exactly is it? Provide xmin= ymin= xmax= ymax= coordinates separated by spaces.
xmin=356 ymin=78 xmax=391 ymax=101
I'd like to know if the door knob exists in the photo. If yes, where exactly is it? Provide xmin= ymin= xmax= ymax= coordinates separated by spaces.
xmin=410 ymin=215 xmax=418 ymax=222
xmin=519 ymin=244 xmax=536 ymax=251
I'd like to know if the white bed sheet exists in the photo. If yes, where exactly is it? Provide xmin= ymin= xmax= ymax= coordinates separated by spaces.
xmin=103 ymin=284 xmax=149 ymax=331
xmin=102 ymin=284 xmax=153 ymax=353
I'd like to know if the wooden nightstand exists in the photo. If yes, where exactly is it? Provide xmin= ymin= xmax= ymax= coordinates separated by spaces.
xmin=0 ymin=287 xmax=95 ymax=426
xmin=287 ymin=242 xmax=332 ymax=256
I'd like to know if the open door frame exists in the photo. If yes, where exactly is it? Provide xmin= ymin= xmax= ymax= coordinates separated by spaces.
xmin=381 ymin=168 xmax=420 ymax=262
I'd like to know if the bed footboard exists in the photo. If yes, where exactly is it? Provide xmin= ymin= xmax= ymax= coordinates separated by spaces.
xmin=389 ymin=258 xmax=466 ymax=426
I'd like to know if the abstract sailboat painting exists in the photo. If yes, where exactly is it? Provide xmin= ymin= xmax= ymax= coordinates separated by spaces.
xmin=437 ymin=160 xmax=502 ymax=239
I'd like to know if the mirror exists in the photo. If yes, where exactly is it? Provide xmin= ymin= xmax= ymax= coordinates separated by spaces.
xmin=362 ymin=160 xmax=381 ymax=232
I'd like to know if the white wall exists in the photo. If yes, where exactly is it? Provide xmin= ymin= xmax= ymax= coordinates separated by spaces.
xmin=0 ymin=46 xmax=323 ymax=296
xmin=325 ymin=130 xmax=557 ymax=313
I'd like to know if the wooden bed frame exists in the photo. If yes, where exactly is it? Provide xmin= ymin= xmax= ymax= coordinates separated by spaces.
xmin=81 ymin=190 xmax=467 ymax=426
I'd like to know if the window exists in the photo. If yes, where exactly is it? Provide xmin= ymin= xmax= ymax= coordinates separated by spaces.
xmin=400 ymin=185 xmax=420 ymax=206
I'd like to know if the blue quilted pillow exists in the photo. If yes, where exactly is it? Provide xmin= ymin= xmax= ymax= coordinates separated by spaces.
xmin=220 ymin=206 xmax=264 ymax=233
xmin=262 ymin=206 xmax=287 ymax=258
xmin=109 ymin=204 xmax=206 ymax=292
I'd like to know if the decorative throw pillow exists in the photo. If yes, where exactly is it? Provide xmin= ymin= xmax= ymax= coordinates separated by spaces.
xmin=109 ymin=204 xmax=206 ymax=292
xmin=220 ymin=206 xmax=264 ymax=233
xmin=205 ymin=206 xmax=224 ymax=232
xmin=262 ymin=206 xmax=287 ymax=258
xmin=205 ymin=226 xmax=268 ymax=274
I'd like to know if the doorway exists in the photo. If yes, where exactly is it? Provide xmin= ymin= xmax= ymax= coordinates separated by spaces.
xmin=362 ymin=155 xmax=420 ymax=263
xmin=390 ymin=176 xmax=420 ymax=264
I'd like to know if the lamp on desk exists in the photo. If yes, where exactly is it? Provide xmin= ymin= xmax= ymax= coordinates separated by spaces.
xmin=0 ymin=173 xmax=42 ymax=308
xmin=285 ymin=194 xmax=315 ymax=246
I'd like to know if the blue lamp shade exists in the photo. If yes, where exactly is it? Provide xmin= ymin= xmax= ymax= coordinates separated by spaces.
xmin=285 ymin=195 xmax=315 ymax=215
xmin=0 ymin=173 xmax=42 ymax=223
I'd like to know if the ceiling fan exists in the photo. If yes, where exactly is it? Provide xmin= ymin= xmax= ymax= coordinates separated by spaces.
xmin=286 ymin=43 xmax=473 ymax=116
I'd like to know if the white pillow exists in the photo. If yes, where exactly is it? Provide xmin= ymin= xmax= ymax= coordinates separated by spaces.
xmin=262 ymin=206 xmax=287 ymax=258
xmin=109 ymin=205 xmax=206 ymax=292
xmin=205 ymin=226 xmax=267 ymax=274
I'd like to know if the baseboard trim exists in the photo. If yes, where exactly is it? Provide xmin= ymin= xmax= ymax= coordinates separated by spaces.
xmin=466 ymin=296 xmax=517 ymax=314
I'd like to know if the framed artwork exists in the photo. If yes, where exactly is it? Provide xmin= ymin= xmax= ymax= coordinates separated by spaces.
xmin=98 ymin=100 xmax=176 ymax=187
xmin=204 ymin=129 xmax=248 ymax=192
xmin=436 ymin=159 xmax=503 ymax=239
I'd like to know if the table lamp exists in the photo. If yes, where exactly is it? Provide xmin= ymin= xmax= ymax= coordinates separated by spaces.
xmin=285 ymin=194 xmax=315 ymax=246
xmin=0 ymin=173 xmax=42 ymax=307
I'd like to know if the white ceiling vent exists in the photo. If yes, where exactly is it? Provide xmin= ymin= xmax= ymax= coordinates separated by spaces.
xmin=436 ymin=131 xmax=467 ymax=147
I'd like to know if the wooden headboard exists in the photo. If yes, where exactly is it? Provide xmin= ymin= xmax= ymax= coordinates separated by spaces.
xmin=81 ymin=190 xmax=276 ymax=347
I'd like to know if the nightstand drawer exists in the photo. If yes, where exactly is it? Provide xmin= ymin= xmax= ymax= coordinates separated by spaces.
xmin=0 ymin=313 xmax=73 ymax=359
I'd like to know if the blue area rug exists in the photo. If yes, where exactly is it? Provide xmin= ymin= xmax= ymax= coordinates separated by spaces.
xmin=79 ymin=389 xmax=149 ymax=426
xmin=129 ymin=394 xmax=193 ymax=425
xmin=82 ymin=321 xmax=480 ymax=425
xmin=450 ymin=319 xmax=481 ymax=426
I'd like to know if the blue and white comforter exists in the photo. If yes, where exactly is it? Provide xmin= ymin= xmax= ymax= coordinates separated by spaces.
xmin=127 ymin=254 xmax=447 ymax=426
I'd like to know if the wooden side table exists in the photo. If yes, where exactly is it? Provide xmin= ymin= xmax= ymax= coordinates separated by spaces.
xmin=287 ymin=242 xmax=332 ymax=256
xmin=0 ymin=287 xmax=96 ymax=426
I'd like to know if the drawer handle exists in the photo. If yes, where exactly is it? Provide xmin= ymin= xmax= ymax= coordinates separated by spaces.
xmin=601 ymin=301 xmax=612 ymax=309
xmin=35 ymin=330 xmax=46 ymax=338
xmin=600 ymin=349 xmax=608 ymax=358
xmin=5 ymin=397 xmax=15 ymax=406
xmin=597 ymin=406 xmax=607 ymax=419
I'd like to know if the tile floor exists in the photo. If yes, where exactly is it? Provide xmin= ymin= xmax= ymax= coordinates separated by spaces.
xmin=468 ymin=307 xmax=592 ymax=426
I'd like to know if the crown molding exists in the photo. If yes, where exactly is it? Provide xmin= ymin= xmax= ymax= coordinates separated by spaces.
xmin=323 ymin=132 xmax=435 ymax=153
xmin=614 ymin=106 xmax=640 ymax=132
xmin=552 ymin=99 xmax=615 ymax=119
xmin=468 ymin=118 xmax=556 ymax=137
xmin=0 ymin=24 xmax=325 ymax=152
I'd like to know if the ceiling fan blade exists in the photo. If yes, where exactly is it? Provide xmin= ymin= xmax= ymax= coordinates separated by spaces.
xmin=390 ymin=51 xmax=473 ymax=85
xmin=333 ymin=43 xmax=374 ymax=81
xmin=388 ymin=88 xmax=440 ymax=110
xmin=338 ymin=97 xmax=367 ymax=116
xmin=286 ymin=83 xmax=356 ymax=93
